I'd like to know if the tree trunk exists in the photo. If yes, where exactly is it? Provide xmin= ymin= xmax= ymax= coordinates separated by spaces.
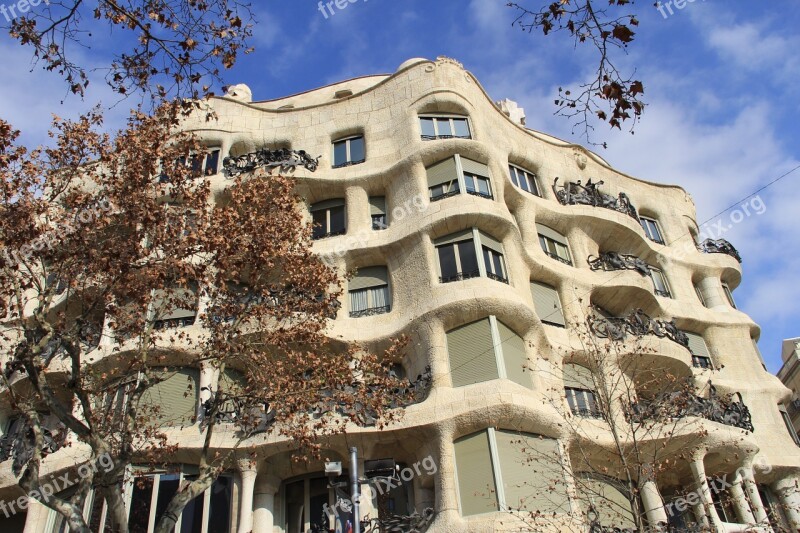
xmin=106 ymin=483 xmax=131 ymax=533
xmin=153 ymin=474 xmax=216 ymax=533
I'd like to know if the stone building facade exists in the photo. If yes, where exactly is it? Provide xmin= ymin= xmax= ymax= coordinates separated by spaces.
xmin=2 ymin=56 xmax=800 ymax=532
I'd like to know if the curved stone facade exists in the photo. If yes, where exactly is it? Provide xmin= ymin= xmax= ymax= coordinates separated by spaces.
xmin=2 ymin=56 xmax=800 ymax=532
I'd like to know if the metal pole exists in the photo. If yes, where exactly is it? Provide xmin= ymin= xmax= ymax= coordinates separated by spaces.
xmin=350 ymin=446 xmax=361 ymax=533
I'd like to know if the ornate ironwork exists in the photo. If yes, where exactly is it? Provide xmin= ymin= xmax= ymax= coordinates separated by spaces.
xmin=466 ymin=190 xmax=493 ymax=200
xmin=698 ymin=238 xmax=742 ymax=263
xmin=588 ymin=308 xmax=689 ymax=348
xmin=629 ymin=384 xmax=754 ymax=432
xmin=222 ymin=148 xmax=320 ymax=177
xmin=439 ymin=270 xmax=480 ymax=283
xmin=429 ymin=190 xmax=459 ymax=202
xmin=553 ymin=178 xmax=638 ymax=220
xmin=588 ymin=252 xmax=651 ymax=276
xmin=350 ymin=305 xmax=392 ymax=319
xmin=543 ymin=250 xmax=572 ymax=265
xmin=0 ymin=418 xmax=68 ymax=475
xmin=485 ymin=272 xmax=509 ymax=284
xmin=362 ymin=508 xmax=435 ymax=533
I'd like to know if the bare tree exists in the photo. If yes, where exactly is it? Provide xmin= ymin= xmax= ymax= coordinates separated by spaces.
xmin=0 ymin=105 xmax=425 ymax=532
xmin=508 ymin=1 xmax=645 ymax=144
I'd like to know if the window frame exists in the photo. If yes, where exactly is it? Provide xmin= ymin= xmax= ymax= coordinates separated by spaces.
xmin=348 ymin=266 xmax=392 ymax=318
xmin=435 ymin=229 xmax=507 ymax=284
xmin=649 ymin=266 xmax=672 ymax=298
xmin=331 ymin=135 xmax=366 ymax=168
xmin=692 ymin=355 xmax=714 ymax=370
xmin=721 ymin=282 xmax=737 ymax=309
xmin=695 ymin=285 xmax=708 ymax=307
xmin=426 ymin=155 xmax=493 ymax=203
xmin=419 ymin=114 xmax=472 ymax=140
xmin=508 ymin=164 xmax=541 ymax=197
xmin=537 ymin=227 xmax=572 ymax=266
xmin=780 ymin=405 xmax=800 ymax=446
xmin=565 ymin=387 xmax=603 ymax=418
xmin=310 ymin=199 xmax=347 ymax=240
xmin=639 ymin=216 xmax=665 ymax=244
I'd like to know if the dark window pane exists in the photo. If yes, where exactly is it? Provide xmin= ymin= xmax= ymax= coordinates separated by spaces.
xmin=349 ymin=137 xmax=365 ymax=163
xmin=205 ymin=151 xmax=220 ymax=175
xmin=333 ymin=141 xmax=347 ymax=166
xmin=129 ymin=477 xmax=154 ymax=533
xmin=309 ymin=478 xmax=329 ymax=530
xmin=180 ymin=491 xmax=204 ymax=533
xmin=329 ymin=206 xmax=346 ymax=234
xmin=458 ymin=240 xmax=479 ymax=276
xmin=464 ymin=174 xmax=476 ymax=193
xmin=155 ymin=475 xmax=180 ymax=527
xmin=207 ymin=476 xmax=233 ymax=533
xmin=509 ymin=167 xmax=519 ymax=187
xmin=285 ymin=480 xmax=305 ymax=533
xmin=492 ymin=253 xmax=504 ymax=277
xmin=191 ymin=155 xmax=203 ymax=177
xmin=420 ymin=118 xmax=435 ymax=138
xmin=438 ymin=245 xmax=458 ymax=280
xmin=436 ymin=119 xmax=453 ymax=137
xmin=312 ymin=210 xmax=328 ymax=239
xmin=89 ymin=490 xmax=106 ymax=531
xmin=519 ymin=172 xmax=531 ymax=193
xmin=453 ymin=119 xmax=470 ymax=138
xmin=478 ymin=177 xmax=490 ymax=197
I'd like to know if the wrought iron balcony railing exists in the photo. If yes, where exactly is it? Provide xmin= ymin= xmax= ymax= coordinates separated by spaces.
xmin=698 ymin=238 xmax=742 ymax=263
xmin=485 ymin=272 xmax=509 ymax=284
xmin=543 ymin=250 xmax=573 ymax=266
xmin=222 ymin=147 xmax=320 ymax=177
xmin=349 ymin=305 xmax=392 ymax=318
xmin=553 ymin=178 xmax=639 ymax=220
xmin=332 ymin=158 xmax=366 ymax=169
xmin=421 ymin=134 xmax=471 ymax=141
xmin=153 ymin=316 xmax=196 ymax=330
xmin=588 ymin=308 xmax=689 ymax=348
xmin=0 ymin=421 xmax=67 ymax=465
xmin=439 ymin=270 xmax=481 ymax=283
xmin=628 ymin=385 xmax=754 ymax=432
xmin=430 ymin=190 xmax=460 ymax=202
xmin=588 ymin=251 xmax=651 ymax=276
xmin=466 ymin=190 xmax=493 ymax=200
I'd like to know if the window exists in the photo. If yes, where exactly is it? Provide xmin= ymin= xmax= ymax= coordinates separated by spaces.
xmin=710 ymin=475 xmax=738 ymax=523
xmin=435 ymin=229 xmax=507 ymax=284
xmin=150 ymin=284 xmax=198 ymax=329
xmin=446 ymin=316 xmax=529 ymax=389
xmin=575 ymin=475 xmax=636 ymax=530
xmin=536 ymin=224 xmax=572 ymax=265
xmin=640 ymin=216 xmax=664 ymax=244
xmin=453 ymin=429 xmax=568 ymax=516
xmin=563 ymin=363 xmax=602 ymax=418
xmin=759 ymin=485 xmax=793 ymax=531
xmin=139 ymin=368 xmax=201 ymax=427
xmin=284 ymin=474 xmax=354 ymax=533
xmin=125 ymin=469 xmax=233 ymax=533
xmin=369 ymin=196 xmax=387 ymax=230
xmin=780 ymin=405 xmax=800 ymax=446
xmin=530 ymin=281 xmax=566 ymax=327
xmin=165 ymin=148 xmax=220 ymax=181
xmin=722 ymin=283 xmax=736 ymax=309
xmin=349 ymin=266 xmax=391 ymax=318
xmin=508 ymin=165 xmax=541 ymax=196
xmin=685 ymin=332 xmax=713 ymax=370
xmin=695 ymin=285 xmax=708 ymax=307
xmin=332 ymin=135 xmax=365 ymax=168
xmin=419 ymin=115 xmax=471 ymax=140
xmin=310 ymin=199 xmax=346 ymax=239
xmin=649 ymin=267 xmax=672 ymax=298
xmin=426 ymin=156 xmax=492 ymax=202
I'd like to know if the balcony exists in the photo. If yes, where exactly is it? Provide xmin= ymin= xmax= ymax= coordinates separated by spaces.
xmin=588 ymin=251 xmax=650 ymax=276
xmin=588 ymin=308 xmax=689 ymax=348
xmin=0 ymin=419 xmax=68 ymax=467
xmin=552 ymin=178 xmax=639 ymax=220
xmin=349 ymin=305 xmax=392 ymax=319
xmin=222 ymin=147 xmax=320 ymax=177
xmin=628 ymin=385 xmax=754 ymax=432
xmin=698 ymin=238 xmax=742 ymax=263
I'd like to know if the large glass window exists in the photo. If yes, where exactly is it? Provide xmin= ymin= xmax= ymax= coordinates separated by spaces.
xmin=780 ymin=405 xmax=800 ymax=446
xmin=284 ymin=474 xmax=354 ymax=533
xmin=426 ymin=155 xmax=492 ymax=202
xmin=454 ymin=429 xmax=568 ymax=517
xmin=435 ymin=229 xmax=506 ymax=284
xmin=419 ymin=115 xmax=471 ymax=140
xmin=684 ymin=332 xmax=714 ymax=370
xmin=508 ymin=164 xmax=541 ymax=196
xmin=722 ymin=282 xmax=737 ymax=309
xmin=349 ymin=266 xmax=391 ymax=318
xmin=575 ymin=474 xmax=636 ymax=530
xmin=536 ymin=224 xmax=572 ymax=265
xmin=150 ymin=283 xmax=199 ymax=330
xmin=310 ymin=199 xmax=346 ymax=240
xmin=332 ymin=135 xmax=365 ymax=168
xmin=639 ymin=216 xmax=664 ymax=244
xmin=446 ymin=316 xmax=529 ymax=389
xmin=369 ymin=196 xmax=387 ymax=230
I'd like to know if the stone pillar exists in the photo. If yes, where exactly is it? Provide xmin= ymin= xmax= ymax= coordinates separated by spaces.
xmin=697 ymin=277 xmax=727 ymax=311
xmin=774 ymin=477 xmax=800 ymax=530
xmin=23 ymin=499 xmax=50 ymax=533
xmin=689 ymin=456 xmax=723 ymax=530
xmin=238 ymin=460 xmax=258 ymax=533
xmin=640 ymin=479 xmax=668 ymax=529
xmin=729 ymin=471 xmax=756 ymax=525
xmin=740 ymin=466 xmax=769 ymax=527
xmin=252 ymin=474 xmax=280 ymax=533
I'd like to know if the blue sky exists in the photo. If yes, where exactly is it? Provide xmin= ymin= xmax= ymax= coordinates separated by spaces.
xmin=1 ymin=1 xmax=798 ymax=371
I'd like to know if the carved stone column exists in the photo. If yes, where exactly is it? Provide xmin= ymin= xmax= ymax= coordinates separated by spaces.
xmin=740 ymin=465 xmax=769 ymax=526
xmin=689 ymin=455 xmax=723 ymax=530
xmin=238 ymin=459 xmax=258 ymax=533
xmin=640 ymin=479 xmax=669 ymax=528
xmin=729 ymin=471 xmax=756 ymax=525
xmin=252 ymin=474 xmax=280 ymax=533
xmin=774 ymin=477 xmax=800 ymax=530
